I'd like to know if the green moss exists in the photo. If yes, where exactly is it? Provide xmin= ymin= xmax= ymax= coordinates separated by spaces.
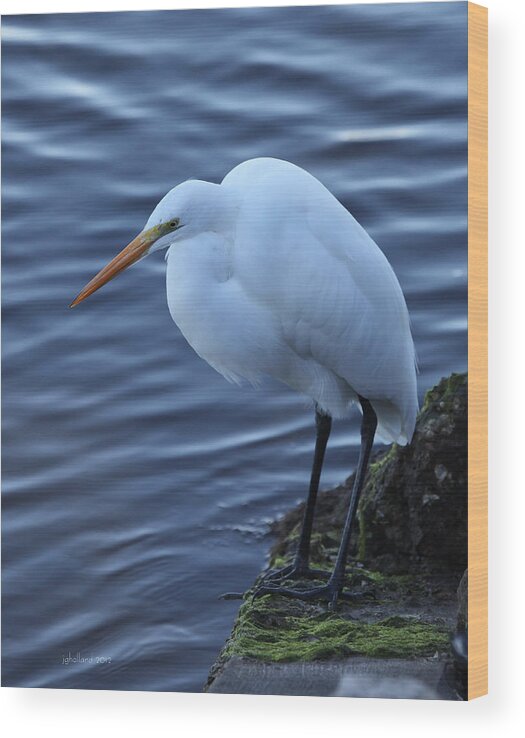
xmin=421 ymin=372 xmax=467 ymax=415
xmin=357 ymin=446 xmax=398 ymax=561
xmin=368 ymin=445 xmax=398 ymax=477
xmin=270 ymin=555 xmax=290 ymax=569
xmin=224 ymin=597 xmax=448 ymax=662
xmin=269 ymin=532 xmax=335 ymax=573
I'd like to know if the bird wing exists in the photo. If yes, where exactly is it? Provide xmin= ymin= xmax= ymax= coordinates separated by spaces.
xmin=225 ymin=158 xmax=418 ymax=441
xmin=256 ymin=223 xmax=416 ymax=442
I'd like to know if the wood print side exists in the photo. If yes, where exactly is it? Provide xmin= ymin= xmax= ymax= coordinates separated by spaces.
xmin=467 ymin=1 xmax=488 ymax=701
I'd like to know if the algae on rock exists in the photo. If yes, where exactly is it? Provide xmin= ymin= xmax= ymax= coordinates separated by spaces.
xmin=223 ymin=595 xmax=449 ymax=662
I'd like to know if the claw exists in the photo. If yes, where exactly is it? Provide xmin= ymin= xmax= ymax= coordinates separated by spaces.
xmin=260 ymin=564 xmax=295 ymax=582
xmin=260 ymin=563 xmax=331 ymax=584
xmin=252 ymin=581 xmax=346 ymax=603
xmin=252 ymin=579 xmax=369 ymax=608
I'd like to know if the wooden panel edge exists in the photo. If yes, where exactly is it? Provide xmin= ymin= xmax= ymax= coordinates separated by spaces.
xmin=467 ymin=0 xmax=488 ymax=701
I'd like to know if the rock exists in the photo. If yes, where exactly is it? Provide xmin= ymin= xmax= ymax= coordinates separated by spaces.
xmin=205 ymin=373 xmax=468 ymax=699
xmin=269 ymin=372 xmax=467 ymax=576
xmin=358 ymin=372 xmax=467 ymax=574
xmin=208 ymin=656 xmax=457 ymax=699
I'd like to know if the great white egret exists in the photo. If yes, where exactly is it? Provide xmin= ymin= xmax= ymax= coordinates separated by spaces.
xmin=71 ymin=157 xmax=417 ymax=608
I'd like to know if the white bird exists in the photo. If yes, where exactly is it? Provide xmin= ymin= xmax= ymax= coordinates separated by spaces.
xmin=71 ymin=157 xmax=417 ymax=608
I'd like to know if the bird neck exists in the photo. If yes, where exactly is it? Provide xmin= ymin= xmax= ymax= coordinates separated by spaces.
xmin=205 ymin=184 xmax=239 ymax=240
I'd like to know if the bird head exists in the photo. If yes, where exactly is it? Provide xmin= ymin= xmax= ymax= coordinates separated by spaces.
xmin=70 ymin=179 xmax=226 ymax=308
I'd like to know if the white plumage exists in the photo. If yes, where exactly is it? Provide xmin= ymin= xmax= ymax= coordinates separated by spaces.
xmin=147 ymin=157 xmax=417 ymax=444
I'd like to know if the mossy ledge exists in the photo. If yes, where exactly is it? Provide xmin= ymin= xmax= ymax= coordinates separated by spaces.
xmin=222 ymin=595 xmax=449 ymax=662
xmin=205 ymin=373 xmax=466 ymax=691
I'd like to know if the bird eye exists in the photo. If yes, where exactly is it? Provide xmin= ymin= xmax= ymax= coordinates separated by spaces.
xmin=169 ymin=221 xmax=178 ymax=229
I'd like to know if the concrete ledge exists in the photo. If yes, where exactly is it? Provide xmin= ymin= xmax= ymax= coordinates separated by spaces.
xmin=207 ymin=655 xmax=458 ymax=699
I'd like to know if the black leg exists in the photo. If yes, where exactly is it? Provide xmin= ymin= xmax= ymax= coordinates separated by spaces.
xmin=254 ymin=396 xmax=377 ymax=608
xmin=295 ymin=406 xmax=332 ymax=569
xmin=260 ymin=406 xmax=332 ymax=584
xmin=325 ymin=397 xmax=377 ymax=607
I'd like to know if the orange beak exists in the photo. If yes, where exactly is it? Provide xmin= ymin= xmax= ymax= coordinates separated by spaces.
xmin=69 ymin=230 xmax=156 ymax=308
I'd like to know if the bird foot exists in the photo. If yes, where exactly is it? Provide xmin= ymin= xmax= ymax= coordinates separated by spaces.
xmin=253 ymin=578 xmax=361 ymax=611
xmin=261 ymin=562 xmax=330 ymax=584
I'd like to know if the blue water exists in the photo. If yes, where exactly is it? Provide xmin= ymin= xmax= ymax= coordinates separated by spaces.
xmin=1 ymin=3 xmax=467 ymax=691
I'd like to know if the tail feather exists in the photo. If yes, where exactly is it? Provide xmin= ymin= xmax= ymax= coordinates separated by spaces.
xmin=371 ymin=397 xmax=417 ymax=446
